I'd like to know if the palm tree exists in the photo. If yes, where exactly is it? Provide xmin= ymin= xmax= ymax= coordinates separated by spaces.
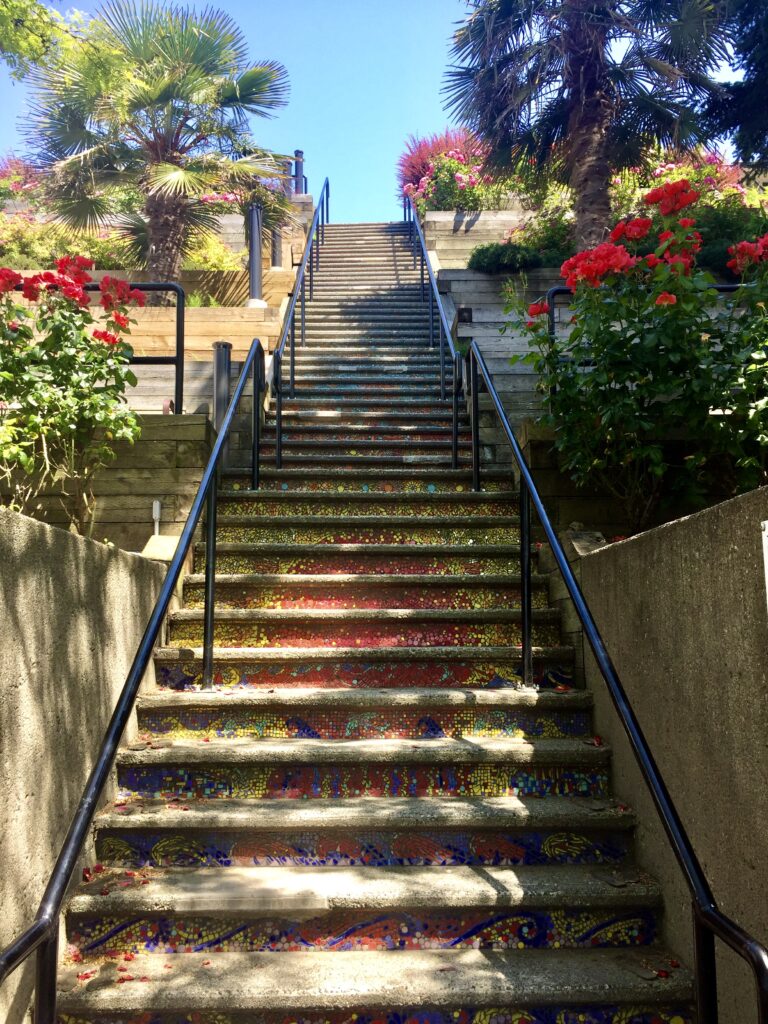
xmin=445 ymin=0 xmax=731 ymax=247
xmin=26 ymin=1 xmax=289 ymax=280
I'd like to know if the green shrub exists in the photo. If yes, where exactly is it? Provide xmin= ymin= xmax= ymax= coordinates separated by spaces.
xmin=468 ymin=242 xmax=542 ymax=273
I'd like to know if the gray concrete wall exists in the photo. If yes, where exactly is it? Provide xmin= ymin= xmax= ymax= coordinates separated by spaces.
xmin=575 ymin=488 xmax=768 ymax=1024
xmin=423 ymin=209 xmax=527 ymax=269
xmin=0 ymin=510 xmax=167 ymax=1023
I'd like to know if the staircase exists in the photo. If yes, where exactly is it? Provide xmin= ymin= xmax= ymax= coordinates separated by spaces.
xmin=57 ymin=223 xmax=692 ymax=1023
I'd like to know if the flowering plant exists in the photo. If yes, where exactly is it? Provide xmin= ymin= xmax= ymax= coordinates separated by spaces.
xmin=512 ymin=179 xmax=768 ymax=530
xmin=0 ymin=257 xmax=144 ymax=534
xmin=404 ymin=149 xmax=514 ymax=214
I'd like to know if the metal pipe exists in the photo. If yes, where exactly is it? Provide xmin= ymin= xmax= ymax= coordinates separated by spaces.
xmin=33 ymin=927 xmax=58 ymax=1024
xmin=271 ymin=225 xmax=282 ymax=268
xmin=248 ymin=203 xmax=264 ymax=302
xmin=694 ymin=916 xmax=719 ymax=1024
xmin=212 ymin=341 xmax=232 ymax=466
xmin=470 ymin=351 xmax=480 ymax=492
xmin=452 ymin=352 xmax=460 ymax=471
xmin=274 ymin=351 xmax=283 ymax=468
xmin=439 ymin=316 xmax=446 ymax=402
xmin=290 ymin=313 xmax=296 ymax=398
xmin=294 ymin=150 xmax=305 ymax=195
xmin=251 ymin=344 xmax=263 ymax=491
xmin=429 ymin=286 xmax=434 ymax=348
xmin=520 ymin=479 xmax=533 ymax=687
xmin=201 ymin=474 xmax=217 ymax=688
xmin=173 ymin=286 xmax=185 ymax=414
xmin=300 ymin=277 xmax=306 ymax=351
xmin=309 ymin=242 xmax=314 ymax=301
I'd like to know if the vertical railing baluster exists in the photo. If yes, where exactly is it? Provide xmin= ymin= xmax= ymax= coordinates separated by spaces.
xmin=309 ymin=242 xmax=314 ymax=300
xmin=452 ymin=352 xmax=460 ymax=470
xmin=202 ymin=472 xmax=217 ymax=688
xmin=420 ymin=251 xmax=425 ymax=300
xmin=470 ymin=350 xmax=480 ymax=491
xmin=301 ymin=277 xmax=306 ymax=350
xmin=520 ymin=478 xmax=533 ymax=687
xmin=694 ymin=916 xmax=719 ymax=1024
xmin=429 ymin=287 xmax=434 ymax=348
xmin=439 ymin=315 xmax=446 ymax=401
xmin=251 ymin=343 xmax=261 ymax=491
xmin=275 ymin=351 xmax=283 ymax=468
xmin=34 ymin=926 xmax=59 ymax=1024
xmin=290 ymin=312 xmax=296 ymax=398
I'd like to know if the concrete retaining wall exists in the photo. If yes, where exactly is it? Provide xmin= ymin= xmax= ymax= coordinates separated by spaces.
xmin=0 ymin=509 xmax=167 ymax=1023
xmin=423 ymin=209 xmax=527 ymax=269
xmin=571 ymin=488 xmax=768 ymax=1024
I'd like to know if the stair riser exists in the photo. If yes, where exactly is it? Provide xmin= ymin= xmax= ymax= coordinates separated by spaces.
xmin=196 ymin=553 xmax=521 ymax=576
xmin=67 ymin=906 xmax=657 ymax=957
xmin=55 ymin=1005 xmax=694 ymax=1024
xmin=138 ymin=705 xmax=589 ymax=741
xmin=216 ymin=498 xmax=517 ymax=517
xmin=224 ymin=477 xmax=506 ymax=493
xmin=153 ymin=659 xmax=574 ymax=693
xmin=182 ymin=583 xmax=535 ymax=611
xmin=258 ymin=434 xmax=469 ymax=447
xmin=207 ymin=525 xmax=518 ymax=546
xmin=116 ymin=763 xmax=608 ymax=801
xmin=255 ymin=449 xmax=469 ymax=464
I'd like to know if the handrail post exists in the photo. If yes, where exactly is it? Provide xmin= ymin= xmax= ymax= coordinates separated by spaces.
xmin=275 ymin=350 xmax=283 ymax=469
xmin=251 ymin=343 xmax=262 ymax=491
xmin=212 ymin=341 xmax=232 ymax=467
xmin=174 ymin=286 xmax=185 ymax=414
xmin=429 ymin=287 xmax=434 ymax=348
xmin=694 ymin=915 xmax=719 ymax=1024
xmin=293 ymin=150 xmax=305 ymax=195
xmin=520 ymin=478 xmax=533 ymax=687
xmin=309 ymin=242 xmax=314 ymax=301
xmin=290 ymin=311 xmax=296 ymax=399
xmin=420 ymin=250 xmax=425 ymax=300
xmin=201 ymin=472 xmax=218 ymax=689
xmin=470 ymin=349 xmax=480 ymax=492
xmin=452 ymin=352 xmax=460 ymax=471
xmin=439 ymin=318 xmax=446 ymax=402
xmin=300 ymin=277 xmax=306 ymax=352
xmin=33 ymin=925 xmax=58 ymax=1024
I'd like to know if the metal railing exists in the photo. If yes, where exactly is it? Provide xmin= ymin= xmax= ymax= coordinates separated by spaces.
xmin=0 ymin=334 xmax=266 ymax=1023
xmin=273 ymin=177 xmax=330 ymax=467
xmin=14 ymin=280 xmax=186 ymax=414
xmin=468 ymin=338 xmax=768 ymax=1024
xmin=403 ymin=198 xmax=462 ymax=468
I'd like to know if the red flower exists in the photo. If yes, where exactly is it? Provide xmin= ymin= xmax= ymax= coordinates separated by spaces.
xmin=561 ymin=242 xmax=637 ymax=289
xmin=8 ymin=320 xmax=19 ymax=331
xmin=527 ymin=301 xmax=550 ymax=317
xmin=0 ymin=267 xmax=21 ymax=293
xmin=93 ymin=328 xmax=120 ymax=346
xmin=610 ymin=217 xmax=652 ymax=242
xmin=678 ymin=218 xmax=696 ymax=228
xmin=21 ymin=279 xmax=40 ymax=302
xmin=645 ymin=254 xmax=663 ymax=268
xmin=112 ymin=311 xmax=130 ymax=329
xmin=657 ymin=230 xmax=674 ymax=244
xmin=726 ymin=234 xmax=768 ymax=274
xmin=644 ymin=179 xmax=700 ymax=215
xmin=655 ymin=292 xmax=677 ymax=305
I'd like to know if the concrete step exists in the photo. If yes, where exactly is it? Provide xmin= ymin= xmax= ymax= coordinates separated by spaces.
xmin=57 ymin=948 xmax=692 ymax=1020
xmin=167 ymin=605 xmax=560 ymax=650
xmin=215 ymin=491 xmax=518 ymax=515
xmin=137 ymin=683 xmax=589 ymax=740
xmin=152 ymin=644 xmax=574 ymax=690
xmin=222 ymin=467 xmax=510 ymax=494
xmin=256 ymin=427 xmax=468 ymax=443
xmin=115 ymin=735 xmax=609 ymax=801
xmin=210 ymin=515 xmax=518 ymax=546
xmin=65 ymin=865 xmax=661 ymax=956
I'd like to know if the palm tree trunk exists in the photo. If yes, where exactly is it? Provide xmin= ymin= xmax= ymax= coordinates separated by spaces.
xmin=562 ymin=0 xmax=614 ymax=248
xmin=144 ymin=193 xmax=189 ymax=282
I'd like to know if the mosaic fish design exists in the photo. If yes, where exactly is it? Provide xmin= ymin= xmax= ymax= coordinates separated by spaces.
xmin=116 ymin=764 xmax=608 ymax=802
xmin=69 ymin=907 xmax=657 ymax=956
xmin=95 ymin=828 xmax=631 ymax=869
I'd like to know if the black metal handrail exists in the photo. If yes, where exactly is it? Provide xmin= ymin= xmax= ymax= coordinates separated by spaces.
xmin=14 ymin=280 xmax=186 ymax=414
xmin=0 ymin=334 xmax=266 ymax=1024
xmin=468 ymin=339 xmax=768 ymax=1024
xmin=404 ymin=198 xmax=462 ymax=468
xmin=272 ymin=177 xmax=330 ymax=467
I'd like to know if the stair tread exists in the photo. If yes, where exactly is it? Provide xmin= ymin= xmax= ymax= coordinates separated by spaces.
xmin=170 ymin=609 xmax=556 ymax=622
xmin=154 ymin=645 xmax=574 ymax=662
xmin=97 ymin=794 xmax=630 ymax=831
xmin=68 ymin=864 xmax=660 ymax=916
xmin=213 ymin=516 xmax=517 ymax=527
xmin=183 ymin=574 xmax=539 ymax=587
xmin=138 ymin=687 xmax=590 ymax=711
xmin=195 ymin=543 xmax=524 ymax=554
xmin=216 ymin=491 xmax=519 ymax=502
xmin=116 ymin=736 xmax=608 ymax=766
xmin=58 ymin=948 xmax=692 ymax=1011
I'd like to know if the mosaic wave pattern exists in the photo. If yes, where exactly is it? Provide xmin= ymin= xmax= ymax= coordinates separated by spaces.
xmin=183 ymin=584 xmax=547 ymax=612
xmin=167 ymin=619 xmax=562 ymax=650
xmin=117 ymin=764 xmax=609 ymax=801
xmin=70 ymin=908 xmax=657 ymax=956
xmin=95 ymin=828 xmax=632 ymax=869
xmin=154 ymin=662 xmax=575 ymax=692
xmin=58 ymin=1008 xmax=693 ymax=1024
xmin=137 ymin=707 xmax=592 ymax=741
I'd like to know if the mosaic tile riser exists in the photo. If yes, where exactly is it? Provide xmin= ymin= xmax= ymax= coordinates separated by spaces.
xmin=218 ymin=500 xmax=518 ymax=518
xmin=199 ymin=555 xmax=523 ymax=576
xmin=58 ymin=1006 xmax=693 ymax=1024
xmin=167 ymin=623 xmax=561 ymax=651
xmin=182 ymin=586 xmax=546 ymax=612
xmin=137 ymin=708 xmax=592 ymax=742
xmin=227 ymin=479 xmax=508 ymax=494
xmin=154 ymin=662 xmax=575 ymax=692
xmin=117 ymin=765 xmax=608 ymax=801
xmin=95 ymin=829 xmax=631 ymax=869
xmin=70 ymin=908 xmax=657 ymax=956
xmin=213 ymin=527 xmax=520 ymax=545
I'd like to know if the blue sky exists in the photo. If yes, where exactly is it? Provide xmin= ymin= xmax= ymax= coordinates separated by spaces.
xmin=0 ymin=0 xmax=470 ymax=223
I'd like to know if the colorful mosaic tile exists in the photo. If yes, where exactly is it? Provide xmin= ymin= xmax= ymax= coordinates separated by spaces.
xmin=137 ymin=707 xmax=591 ymax=741
xmin=260 ymin=444 xmax=463 ymax=457
xmin=70 ymin=908 xmax=657 ymax=956
xmin=227 ymin=477 xmax=508 ymax=494
xmin=217 ymin=498 xmax=518 ymax=517
xmin=58 ymin=1005 xmax=694 ymax=1024
xmin=154 ymin=660 xmax=575 ymax=692
xmin=213 ymin=526 xmax=519 ymax=545
xmin=199 ymin=553 xmax=523 ymax=576
xmin=182 ymin=584 xmax=546 ymax=612
xmin=167 ymin=620 xmax=561 ymax=650
xmin=116 ymin=764 xmax=608 ymax=801
xmin=95 ymin=827 xmax=631 ymax=869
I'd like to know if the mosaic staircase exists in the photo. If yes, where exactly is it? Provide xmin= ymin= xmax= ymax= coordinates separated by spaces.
xmin=57 ymin=223 xmax=692 ymax=1024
